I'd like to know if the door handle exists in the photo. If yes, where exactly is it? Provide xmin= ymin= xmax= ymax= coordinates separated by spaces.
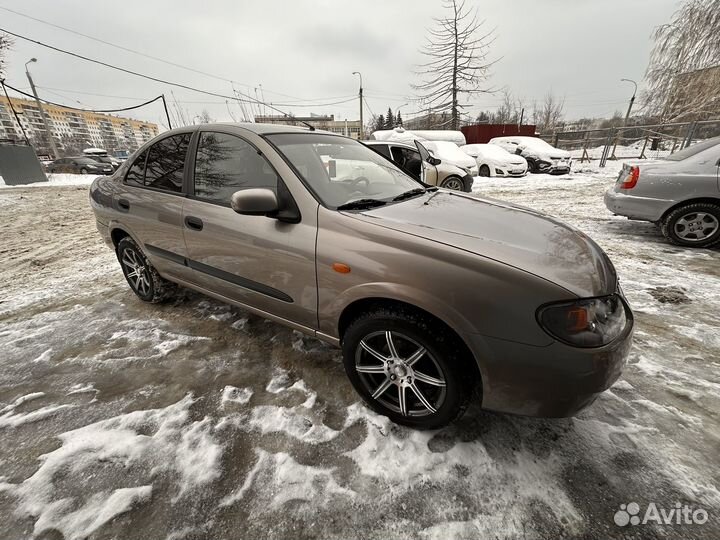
xmin=117 ymin=198 xmax=130 ymax=212
xmin=184 ymin=216 xmax=204 ymax=231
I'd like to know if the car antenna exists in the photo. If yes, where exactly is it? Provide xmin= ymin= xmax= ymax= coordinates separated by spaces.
xmin=300 ymin=121 xmax=315 ymax=131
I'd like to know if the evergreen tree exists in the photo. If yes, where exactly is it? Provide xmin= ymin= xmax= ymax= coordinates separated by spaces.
xmin=385 ymin=108 xmax=395 ymax=129
xmin=396 ymin=111 xmax=403 ymax=127
xmin=374 ymin=114 xmax=385 ymax=132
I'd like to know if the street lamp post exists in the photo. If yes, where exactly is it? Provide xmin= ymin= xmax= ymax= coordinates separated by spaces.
xmin=352 ymin=71 xmax=363 ymax=139
xmin=25 ymin=58 xmax=60 ymax=159
xmin=611 ymin=78 xmax=638 ymax=159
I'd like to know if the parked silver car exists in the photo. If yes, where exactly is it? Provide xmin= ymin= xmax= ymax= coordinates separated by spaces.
xmin=605 ymin=137 xmax=720 ymax=248
xmin=90 ymin=123 xmax=633 ymax=429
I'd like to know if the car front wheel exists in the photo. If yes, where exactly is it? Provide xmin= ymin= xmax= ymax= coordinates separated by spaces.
xmin=117 ymin=236 xmax=178 ymax=302
xmin=440 ymin=176 xmax=465 ymax=191
xmin=661 ymin=203 xmax=720 ymax=248
xmin=342 ymin=307 xmax=472 ymax=429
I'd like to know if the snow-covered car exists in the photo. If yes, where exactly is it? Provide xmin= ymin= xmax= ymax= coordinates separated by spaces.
xmin=422 ymin=140 xmax=479 ymax=176
xmin=489 ymin=136 xmax=571 ymax=175
xmin=460 ymin=144 xmax=528 ymax=177
xmin=364 ymin=140 xmax=473 ymax=192
xmin=604 ymin=137 xmax=720 ymax=248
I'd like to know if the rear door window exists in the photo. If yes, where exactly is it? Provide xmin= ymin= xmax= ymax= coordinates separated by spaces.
xmin=125 ymin=151 xmax=147 ymax=187
xmin=143 ymin=134 xmax=192 ymax=193
xmin=193 ymin=132 xmax=279 ymax=205
xmin=372 ymin=144 xmax=391 ymax=160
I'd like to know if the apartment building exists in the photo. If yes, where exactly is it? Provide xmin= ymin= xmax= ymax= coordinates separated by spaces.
xmin=254 ymin=114 xmax=362 ymax=139
xmin=0 ymin=95 xmax=159 ymax=155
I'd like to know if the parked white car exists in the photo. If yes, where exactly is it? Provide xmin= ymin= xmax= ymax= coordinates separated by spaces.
xmin=460 ymin=144 xmax=528 ymax=177
xmin=423 ymin=140 xmax=479 ymax=176
xmin=489 ymin=136 xmax=571 ymax=175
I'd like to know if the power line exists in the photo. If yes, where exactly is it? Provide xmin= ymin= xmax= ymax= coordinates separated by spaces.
xmin=1 ymin=81 xmax=164 ymax=114
xmin=0 ymin=6 xmax=361 ymax=106
xmin=0 ymin=27 xmax=304 ymax=120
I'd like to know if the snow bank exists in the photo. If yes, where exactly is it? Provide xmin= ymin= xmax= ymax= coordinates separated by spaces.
xmin=0 ymin=173 xmax=100 ymax=189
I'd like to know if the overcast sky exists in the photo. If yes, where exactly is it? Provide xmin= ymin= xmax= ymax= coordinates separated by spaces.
xmin=1 ymin=0 xmax=680 ymax=130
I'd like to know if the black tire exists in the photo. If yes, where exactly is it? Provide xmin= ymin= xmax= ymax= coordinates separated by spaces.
xmin=341 ymin=307 xmax=474 ymax=429
xmin=116 ymin=237 xmax=178 ymax=303
xmin=440 ymin=176 xmax=465 ymax=191
xmin=479 ymin=165 xmax=491 ymax=177
xmin=80 ymin=168 xmax=88 ymax=175
xmin=661 ymin=202 xmax=720 ymax=248
xmin=526 ymin=159 xmax=538 ymax=174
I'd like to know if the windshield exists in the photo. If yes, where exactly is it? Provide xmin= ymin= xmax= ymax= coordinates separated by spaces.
xmin=665 ymin=138 xmax=720 ymax=161
xmin=464 ymin=144 xmax=511 ymax=159
xmin=266 ymin=133 xmax=422 ymax=209
xmin=424 ymin=141 xmax=470 ymax=161
xmin=517 ymin=137 xmax=554 ymax=150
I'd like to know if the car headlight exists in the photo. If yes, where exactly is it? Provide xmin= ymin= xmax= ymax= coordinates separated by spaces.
xmin=537 ymin=294 xmax=630 ymax=348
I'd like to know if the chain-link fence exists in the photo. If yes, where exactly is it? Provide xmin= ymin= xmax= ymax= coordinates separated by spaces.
xmin=540 ymin=119 xmax=720 ymax=166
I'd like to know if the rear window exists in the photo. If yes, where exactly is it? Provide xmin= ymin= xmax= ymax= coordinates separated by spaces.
xmin=665 ymin=138 xmax=720 ymax=161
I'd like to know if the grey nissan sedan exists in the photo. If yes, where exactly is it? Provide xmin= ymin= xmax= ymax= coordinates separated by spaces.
xmin=90 ymin=123 xmax=633 ymax=429
xmin=605 ymin=137 xmax=720 ymax=248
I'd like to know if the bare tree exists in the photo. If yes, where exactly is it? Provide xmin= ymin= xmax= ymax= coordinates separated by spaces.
xmin=198 ymin=109 xmax=215 ymax=123
xmin=491 ymin=89 xmax=525 ymax=124
xmin=533 ymin=92 xmax=565 ymax=134
xmin=0 ymin=33 xmax=12 ymax=79
xmin=644 ymin=0 xmax=720 ymax=121
xmin=413 ymin=0 xmax=495 ymax=131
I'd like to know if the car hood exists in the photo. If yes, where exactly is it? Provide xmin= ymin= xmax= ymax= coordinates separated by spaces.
xmin=522 ymin=147 xmax=571 ymax=160
xmin=353 ymin=191 xmax=617 ymax=297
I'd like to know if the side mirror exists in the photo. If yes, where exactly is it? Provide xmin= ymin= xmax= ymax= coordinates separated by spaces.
xmin=429 ymin=156 xmax=442 ymax=165
xmin=231 ymin=188 xmax=279 ymax=216
xmin=515 ymin=148 xmax=523 ymax=155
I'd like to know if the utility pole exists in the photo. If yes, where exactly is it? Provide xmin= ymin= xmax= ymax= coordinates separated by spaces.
xmin=611 ymin=78 xmax=638 ymax=159
xmin=352 ymin=71 xmax=363 ymax=139
xmin=25 ymin=58 xmax=59 ymax=159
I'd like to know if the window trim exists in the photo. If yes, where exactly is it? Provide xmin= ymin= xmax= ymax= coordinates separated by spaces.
xmin=189 ymin=130 xmax=282 ymax=209
xmin=122 ymin=130 xmax=195 ymax=196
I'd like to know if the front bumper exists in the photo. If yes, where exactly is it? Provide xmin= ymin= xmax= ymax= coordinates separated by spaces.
xmin=494 ymin=165 xmax=528 ymax=177
xmin=461 ymin=173 xmax=474 ymax=192
xmin=534 ymin=160 xmax=571 ymax=175
xmin=604 ymin=189 xmax=670 ymax=222
xmin=464 ymin=312 xmax=634 ymax=417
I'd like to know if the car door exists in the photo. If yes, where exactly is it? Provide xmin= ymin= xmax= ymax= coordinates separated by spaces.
xmin=182 ymin=130 xmax=317 ymax=329
xmin=389 ymin=145 xmax=423 ymax=181
xmin=113 ymin=132 xmax=196 ymax=284
xmin=414 ymin=140 xmax=439 ymax=185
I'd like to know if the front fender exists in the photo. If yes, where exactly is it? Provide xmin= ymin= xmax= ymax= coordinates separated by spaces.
xmin=324 ymin=281 xmax=479 ymax=339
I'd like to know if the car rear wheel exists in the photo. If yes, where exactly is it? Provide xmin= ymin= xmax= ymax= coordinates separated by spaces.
xmin=661 ymin=203 xmax=720 ymax=248
xmin=117 ymin=237 xmax=178 ymax=302
xmin=341 ymin=307 xmax=472 ymax=429
xmin=479 ymin=165 xmax=490 ymax=177
xmin=80 ymin=168 xmax=88 ymax=175
xmin=526 ymin=159 xmax=538 ymax=173
xmin=440 ymin=176 xmax=465 ymax=191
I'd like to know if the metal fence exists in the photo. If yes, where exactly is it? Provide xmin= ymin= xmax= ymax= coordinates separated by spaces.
xmin=540 ymin=119 xmax=720 ymax=167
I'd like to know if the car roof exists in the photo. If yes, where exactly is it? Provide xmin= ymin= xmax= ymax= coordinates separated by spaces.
xmin=162 ymin=122 xmax=335 ymax=136
xmin=364 ymin=140 xmax=417 ymax=150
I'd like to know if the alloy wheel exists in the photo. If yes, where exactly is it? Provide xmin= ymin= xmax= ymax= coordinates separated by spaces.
xmin=674 ymin=212 xmax=719 ymax=242
xmin=121 ymin=247 xmax=151 ymax=296
xmin=442 ymin=178 xmax=464 ymax=191
xmin=354 ymin=330 xmax=447 ymax=417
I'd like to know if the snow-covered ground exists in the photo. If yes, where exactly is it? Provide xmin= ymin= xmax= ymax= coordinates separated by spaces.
xmin=0 ymin=164 xmax=718 ymax=539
